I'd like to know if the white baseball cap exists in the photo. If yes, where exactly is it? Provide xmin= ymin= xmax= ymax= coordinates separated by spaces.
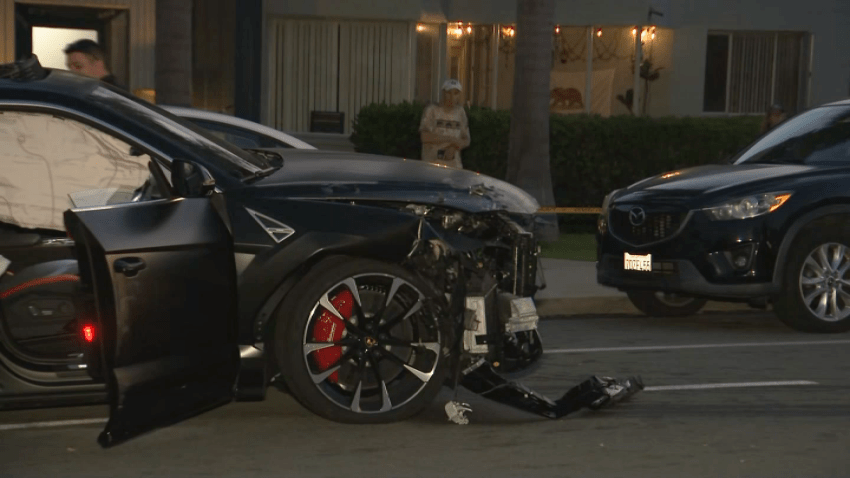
xmin=442 ymin=79 xmax=462 ymax=92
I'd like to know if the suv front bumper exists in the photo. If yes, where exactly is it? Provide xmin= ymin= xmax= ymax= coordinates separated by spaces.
xmin=597 ymin=254 xmax=775 ymax=300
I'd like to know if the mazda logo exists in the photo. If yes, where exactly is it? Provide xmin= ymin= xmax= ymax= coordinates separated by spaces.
xmin=629 ymin=207 xmax=646 ymax=226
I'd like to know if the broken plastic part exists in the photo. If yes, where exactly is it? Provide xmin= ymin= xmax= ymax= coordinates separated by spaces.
xmin=445 ymin=401 xmax=472 ymax=425
xmin=498 ymin=293 xmax=539 ymax=333
xmin=458 ymin=360 xmax=644 ymax=420
xmin=463 ymin=296 xmax=489 ymax=354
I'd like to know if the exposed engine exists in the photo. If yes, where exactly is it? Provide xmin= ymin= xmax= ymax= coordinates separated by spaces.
xmin=334 ymin=200 xmax=643 ymax=423
xmin=387 ymin=203 xmax=544 ymax=375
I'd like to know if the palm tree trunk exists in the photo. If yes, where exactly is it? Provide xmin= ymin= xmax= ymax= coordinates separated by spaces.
xmin=155 ymin=0 xmax=193 ymax=106
xmin=506 ymin=0 xmax=559 ymax=241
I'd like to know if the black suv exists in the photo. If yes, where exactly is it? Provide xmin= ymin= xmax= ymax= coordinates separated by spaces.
xmin=597 ymin=99 xmax=850 ymax=333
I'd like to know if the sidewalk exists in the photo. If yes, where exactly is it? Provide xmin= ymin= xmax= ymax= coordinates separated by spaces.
xmin=534 ymin=258 xmax=758 ymax=317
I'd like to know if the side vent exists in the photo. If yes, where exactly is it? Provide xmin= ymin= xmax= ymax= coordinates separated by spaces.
xmin=245 ymin=208 xmax=295 ymax=243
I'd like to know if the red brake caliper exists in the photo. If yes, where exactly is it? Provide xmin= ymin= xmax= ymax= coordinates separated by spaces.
xmin=310 ymin=289 xmax=355 ymax=383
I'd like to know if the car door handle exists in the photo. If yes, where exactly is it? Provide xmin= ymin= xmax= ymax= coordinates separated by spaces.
xmin=114 ymin=258 xmax=146 ymax=277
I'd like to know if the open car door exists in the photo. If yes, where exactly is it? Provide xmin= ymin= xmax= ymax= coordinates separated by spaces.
xmin=65 ymin=190 xmax=238 ymax=448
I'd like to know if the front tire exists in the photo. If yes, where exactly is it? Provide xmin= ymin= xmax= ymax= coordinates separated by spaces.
xmin=273 ymin=256 xmax=452 ymax=423
xmin=627 ymin=291 xmax=707 ymax=317
xmin=775 ymin=217 xmax=850 ymax=333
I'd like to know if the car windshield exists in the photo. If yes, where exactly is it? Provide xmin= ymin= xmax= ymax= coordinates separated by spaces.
xmin=88 ymin=87 xmax=270 ymax=178
xmin=733 ymin=104 xmax=850 ymax=165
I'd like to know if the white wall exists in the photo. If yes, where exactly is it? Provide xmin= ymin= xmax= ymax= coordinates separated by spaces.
xmin=663 ymin=0 xmax=850 ymax=114
xmin=32 ymin=27 xmax=98 ymax=70
xmin=263 ymin=0 xmax=850 ymax=116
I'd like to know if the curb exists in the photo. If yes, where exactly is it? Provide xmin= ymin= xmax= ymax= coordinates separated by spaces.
xmin=535 ymin=296 xmax=765 ymax=318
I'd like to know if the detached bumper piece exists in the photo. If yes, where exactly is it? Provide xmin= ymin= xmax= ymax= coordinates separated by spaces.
xmin=446 ymin=360 xmax=643 ymax=424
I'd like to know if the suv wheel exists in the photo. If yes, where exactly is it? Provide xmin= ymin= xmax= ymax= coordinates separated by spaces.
xmin=776 ymin=218 xmax=850 ymax=333
xmin=626 ymin=291 xmax=707 ymax=317
xmin=272 ymin=256 xmax=453 ymax=423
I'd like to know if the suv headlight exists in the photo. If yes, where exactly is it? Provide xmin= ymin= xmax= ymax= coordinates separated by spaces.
xmin=703 ymin=191 xmax=793 ymax=221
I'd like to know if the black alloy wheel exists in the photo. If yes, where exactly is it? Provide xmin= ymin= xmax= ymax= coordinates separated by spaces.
xmin=273 ymin=257 xmax=452 ymax=423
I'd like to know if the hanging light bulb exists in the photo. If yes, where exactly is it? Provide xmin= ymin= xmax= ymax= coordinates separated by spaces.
xmin=555 ymin=25 xmax=561 ymax=34
xmin=632 ymin=27 xmax=637 ymax=36
xmin=417 ymin=24 xmax=425 ymax=32
xmin=466 ymin=25 xmax=473 ymax=34
xmin=596 ymin=28 xmax=602 ymax=37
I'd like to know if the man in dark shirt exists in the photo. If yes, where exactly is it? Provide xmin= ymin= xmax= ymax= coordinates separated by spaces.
xmin=63 ymin=39 xmax=126 ymax=90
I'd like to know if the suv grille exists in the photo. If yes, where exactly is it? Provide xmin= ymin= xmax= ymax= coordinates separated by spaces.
xmin=609 ymin=206 xmax=688 ymax=245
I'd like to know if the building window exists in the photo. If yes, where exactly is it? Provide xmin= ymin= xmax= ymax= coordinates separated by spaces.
xmin=703 ymin=31 xmax=808 ymax=115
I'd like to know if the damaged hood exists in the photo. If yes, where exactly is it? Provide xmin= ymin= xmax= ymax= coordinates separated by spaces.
xmin=251 ymin=150 xmax=540 ymax=214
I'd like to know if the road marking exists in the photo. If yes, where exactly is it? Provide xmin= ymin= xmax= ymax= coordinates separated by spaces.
xmin=644 ymin=380 xmax=819 ymax=391
xmin=0 ymin=381 xmax=822 ymax=431
xmin=545 ymin=339 xmax=850 ymax=354
xmin=0 ymin=418 xmax=107 ymax=431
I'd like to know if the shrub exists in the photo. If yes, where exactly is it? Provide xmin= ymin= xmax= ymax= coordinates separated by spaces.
xmin=350 ymin=102 xmax=763 ymax=210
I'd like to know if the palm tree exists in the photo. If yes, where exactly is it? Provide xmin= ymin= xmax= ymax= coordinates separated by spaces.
xmin=155 ymin=0 xmax=193 ymax=106
xmin=506 ymin=0 xmax=559 ymax=241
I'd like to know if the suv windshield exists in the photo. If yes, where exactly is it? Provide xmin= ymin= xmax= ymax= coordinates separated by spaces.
xmin=89 ymin=86 xmax=270 ymax=179
xmin=734 ymin=104 xmax=850 ymax=166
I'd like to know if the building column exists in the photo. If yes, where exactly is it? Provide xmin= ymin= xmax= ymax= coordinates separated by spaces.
xmin=0 ymin=0 xmax=14 ymax=63
xmin=434 ymin=22 xmax=448 ymax=102
xmin=585 ymin=25 xmax=593 ymax=113
xmin=490 ymin=24 xmax=499 ymax=109
xmin=234 ymin=0 xmax=263 ymax=122
xmin=633 ymin=26 xmax=643 ymax=116
xmin=408 ymin=22 xmax=417 ymax=101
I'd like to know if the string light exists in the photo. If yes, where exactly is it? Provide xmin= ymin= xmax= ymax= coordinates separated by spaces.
xmin=416 ymin=24 xmax=425 ymax=32
xmin=596 ymin=28 xmax=602 ymax=37
xmin=448 ymin=22 xmax=476 ymax=38
xmin=633 ymin=26 xmax=659 ymax=41
xmin=555 ymin=25 xmax=560 ymax=34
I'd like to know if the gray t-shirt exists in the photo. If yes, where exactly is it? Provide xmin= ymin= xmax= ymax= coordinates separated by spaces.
xmin=419 ymin=104 xmax=468 ymax=169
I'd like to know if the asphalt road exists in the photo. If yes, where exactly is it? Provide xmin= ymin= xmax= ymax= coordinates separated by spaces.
xmin=2 ymin=311 xmax=849 ymax=478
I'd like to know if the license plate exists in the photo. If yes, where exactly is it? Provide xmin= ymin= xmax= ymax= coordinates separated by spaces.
xmin=624 ymin=253 xmax=652 ymax=272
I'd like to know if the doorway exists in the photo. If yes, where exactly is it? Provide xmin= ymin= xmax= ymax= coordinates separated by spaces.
xmin=15 ymin=3 xmax=129 ymax=86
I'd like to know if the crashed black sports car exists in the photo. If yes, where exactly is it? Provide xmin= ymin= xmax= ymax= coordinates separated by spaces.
xmin=0 ymin=57 xmax=641 ymax=447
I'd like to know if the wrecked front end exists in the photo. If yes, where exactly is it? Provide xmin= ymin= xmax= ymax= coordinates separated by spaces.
xmin=400 ymin=205 xmax=543 ymax=372
xmin=395 ymin=204 xmax=644 ymax=423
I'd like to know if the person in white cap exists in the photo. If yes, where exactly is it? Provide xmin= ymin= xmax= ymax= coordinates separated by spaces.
xmin=419 ymin=79 xmax=470 ymax=169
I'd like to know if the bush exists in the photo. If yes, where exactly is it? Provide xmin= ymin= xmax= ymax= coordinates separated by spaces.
xmin=350 ymin=101 xmax=425 ymax=159
xmin=350 ymin=102 xmax=763 ymax=210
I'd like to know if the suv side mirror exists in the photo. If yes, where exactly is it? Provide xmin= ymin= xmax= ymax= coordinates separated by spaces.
xmin=172 ymin=159 xmax=216 ymax=198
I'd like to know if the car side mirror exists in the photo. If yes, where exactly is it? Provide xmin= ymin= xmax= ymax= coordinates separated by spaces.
xmin=171 ymin=159 xmax=216 ymax=198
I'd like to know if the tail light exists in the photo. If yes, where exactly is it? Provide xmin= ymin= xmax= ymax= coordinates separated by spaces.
xmin=82 ymin=324 xmax=96 ymax=343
